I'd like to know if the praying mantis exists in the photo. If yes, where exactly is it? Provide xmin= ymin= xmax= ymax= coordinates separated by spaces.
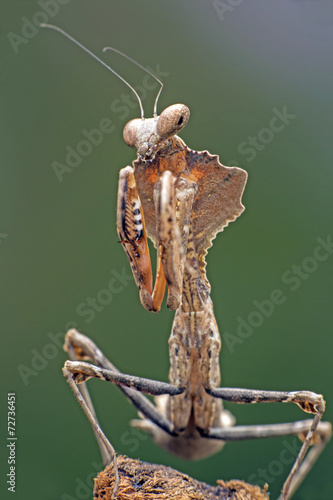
xmin=42 ymin=24 xmax=331 ymax=500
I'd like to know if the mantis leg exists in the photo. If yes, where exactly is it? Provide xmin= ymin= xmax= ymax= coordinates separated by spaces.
xmin=117 ymin=167 xmax=196 ymax=312
xmin=117 ymin=166 xmax=165 ymax=312
xmin=63 ymin=329 xmax=179 ymax=453
xmin=65 ymin=359 xmax=182 ymax=396
xmin=155 ymin=171 xmax=197 ymax=310
xmin=203 ymin=386 xmax=331 ymax=500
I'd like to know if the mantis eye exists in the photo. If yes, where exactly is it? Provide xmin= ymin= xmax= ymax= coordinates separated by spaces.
xmin=123 ymin=119 xmax=142 ymax=148
xmin=157 ymin=104 xmax=190 ymax=140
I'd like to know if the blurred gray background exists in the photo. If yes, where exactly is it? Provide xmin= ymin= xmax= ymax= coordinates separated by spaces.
xmin=1 ymin=1 xmax=332 ymax=499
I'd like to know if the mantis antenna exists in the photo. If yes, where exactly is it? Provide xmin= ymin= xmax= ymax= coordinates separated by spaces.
xmin=40 ymin=24 xmax=164 ymax=119
xmin=102 ymin=47 xmax=163 ymax=118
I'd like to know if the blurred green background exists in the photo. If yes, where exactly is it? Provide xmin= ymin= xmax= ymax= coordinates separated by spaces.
xmin=1 ymin=1 xmax=332 ymax=499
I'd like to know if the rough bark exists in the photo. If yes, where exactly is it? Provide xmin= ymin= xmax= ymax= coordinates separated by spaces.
xmin=94 ymin=455 xmax=269 ymax=500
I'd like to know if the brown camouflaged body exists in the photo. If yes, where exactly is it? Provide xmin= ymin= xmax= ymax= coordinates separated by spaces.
xmin=131 ymin=135 xmax=247 ymax=459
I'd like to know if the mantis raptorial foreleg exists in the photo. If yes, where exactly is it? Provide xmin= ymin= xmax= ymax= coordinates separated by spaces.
xmin=117 ymin=166 xmax=166 ymax=312
xmin=117 ymin=167 xmax=197 ymax=312
xmin=117 ymin=167 xmax=181 ymax=312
